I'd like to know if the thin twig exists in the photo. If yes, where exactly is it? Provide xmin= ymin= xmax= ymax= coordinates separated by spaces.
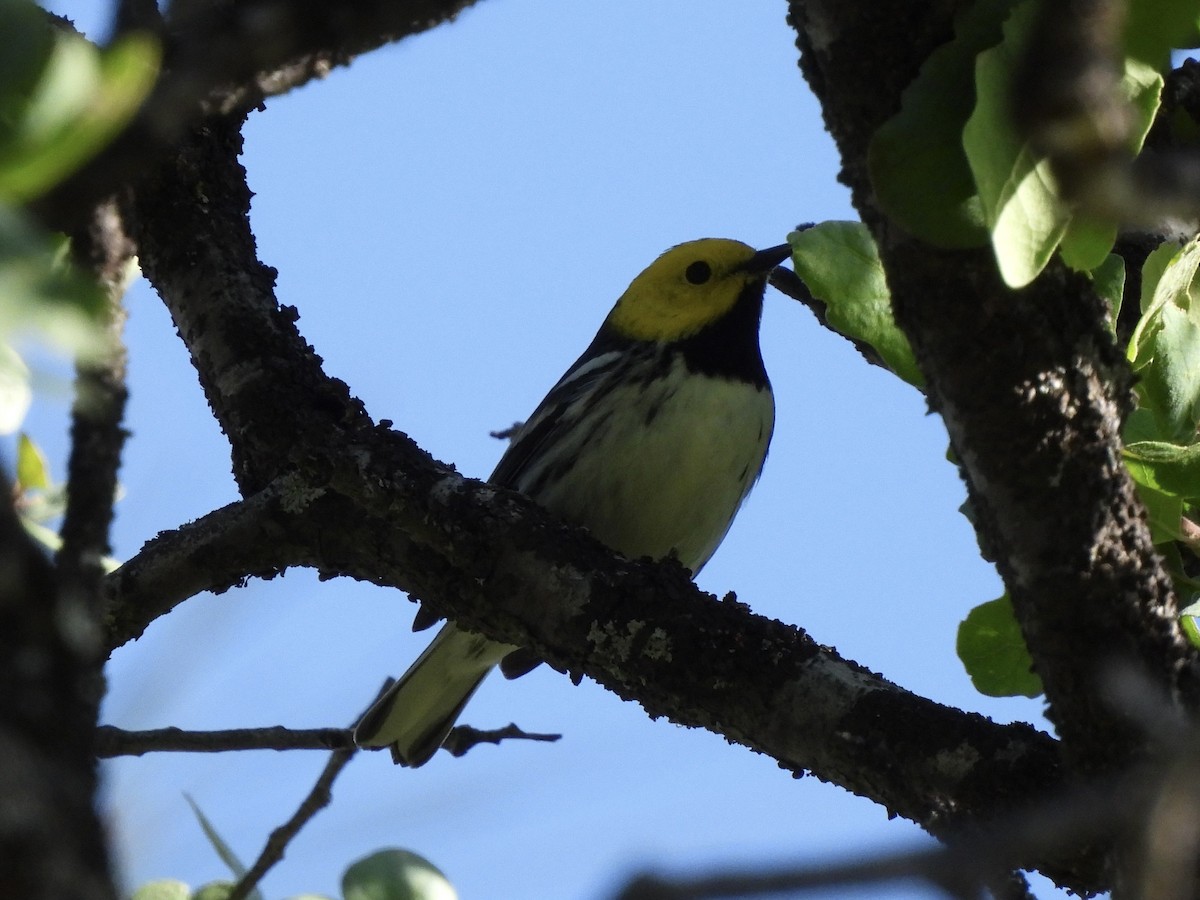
xmin=224 ymin=743 xmax=357 ymax=900
xmin=221 ymin=686 xmax=396 ymax=900
xmin=95 ymin=721 xmax=559 ymax=758
xmin=94 ymin=725 xmax=353 ymax=757
xmin=441 ymin=723 xmax=561 ymax=758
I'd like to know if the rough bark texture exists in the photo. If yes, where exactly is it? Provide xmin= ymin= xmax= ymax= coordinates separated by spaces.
xmin=792 ymin=0 xmax=1198 ymax=762
xmin=0 ymin=199 xmax=136 ymax=900
xmin=3 ymin=3 xmax=482 ymax=898
xmin=116 ymin=97 xmax=1100 ymax=890
xmin=33 ymin=0 xmax=482 ymax=232
xmin=788 ymin=0 xmax=1200 ymax=887
xmin=0 ymin=482 xmax=115 ymax=900
xmin=15 ymin=1 xmax=1200 ymax=896
xmin=129 ymin=114 xmax=368 ymax=493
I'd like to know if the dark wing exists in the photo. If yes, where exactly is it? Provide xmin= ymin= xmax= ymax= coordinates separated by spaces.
xmin=489 ymin=326 xmax=643 ymax=488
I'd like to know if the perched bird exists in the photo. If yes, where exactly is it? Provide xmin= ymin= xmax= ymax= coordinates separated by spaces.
xmin=354 ymin=238 xmax=792 ymax=766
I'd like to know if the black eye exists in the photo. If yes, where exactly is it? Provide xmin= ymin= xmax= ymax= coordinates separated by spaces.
xmin=684 ymin=260 xmax=712 ymax=285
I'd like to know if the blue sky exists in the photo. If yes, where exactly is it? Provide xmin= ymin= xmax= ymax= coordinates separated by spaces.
xmin=34 ymin=3 xmax=1057 ymax=898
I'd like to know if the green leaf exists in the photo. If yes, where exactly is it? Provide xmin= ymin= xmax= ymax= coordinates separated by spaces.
xmin=0 ymin=342 xmax=31 ymax=434
xmin=343 ymin=849 xmax=458 ymax=900
xmin=192 ymin=884 xmax=235 ymax=900
xmin=963 ymin=3 xmax=1162 ymax=288
xmin=1089 ymin=252 xmax=1125 ymax=330
xmin=787 ymin=222 xmax=924 ymax=388
xmin=0 ymin=0 xmax=54 ymax=127
xmin=1138 ymin=241 xmax=1183 ymax=316
xmin=16 ymin=431 xmax=48 ymax=489
xmin=1142 ymin=302 xmax=1200 ymax=440
xmin=1124 ymin=56 xmax=1169 ymax=152
xmin=1126 ymin=240 xmax=1200 ymax=441
xmin=1180 ymin=596 xmax=1200 ymax=650
xmin=1135 ymin=481 xmax=1185 ymax=544
xmin=1124 ymin=440 xmax=1200 ymax=500
xmin=0 ymin=26 xmax=159 ymax=203
xmin=1131 ymin=243 xmax=1200 ymax=433
xmin=1123 ymin=411 xmax=1190 ymax=543
xmin=963 ymin=2 xmax=1067 ymax=288
xmin=1124 ymin=405 xmax=1163 ymax=444
xmin=1124 ymin=0 xmax=1200 ymax=67
xmin=867 ymin=0 xmax=1018 ymax=248
xmin=130 ymin=881 xmax=191 ymax=900
xmin=184 ymin=795 xmax=262 ymax=900
xmin=1059 ymin=214 xmax=1117 ymax=274
xmin=957 ymin=594 xmax=1043 ymax=698
xmin=0 ymin=204 xmax=105 ymax=358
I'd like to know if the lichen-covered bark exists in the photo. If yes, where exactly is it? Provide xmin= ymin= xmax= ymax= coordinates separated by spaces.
xmin=22 ymin=1 xmax=1200 ymax=896
xmin=128 ymin=115 xmax=368 ymax=493
xmin=788 ymin=0 xmax=1200 ymax=887
xmin=6 ymin=4 xmax=484 ymax=898
xmin=113 ymin=122 xmax=1089 ymax=868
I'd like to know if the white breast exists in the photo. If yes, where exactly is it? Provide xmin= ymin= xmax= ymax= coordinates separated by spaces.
xmin=515 ymin=358 xmax=773 ymax=574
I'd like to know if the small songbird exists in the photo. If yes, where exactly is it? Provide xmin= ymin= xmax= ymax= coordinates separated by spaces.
xmin=354 ymin=238 xmax=792 ymax=765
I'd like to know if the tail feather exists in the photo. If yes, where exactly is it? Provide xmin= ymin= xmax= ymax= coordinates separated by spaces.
xmin=354 ymin=623 xmax=515 ymax=767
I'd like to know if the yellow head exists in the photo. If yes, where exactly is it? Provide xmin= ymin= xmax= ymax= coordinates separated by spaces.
xmin=604 ymin=238 xmax=791 ymax=342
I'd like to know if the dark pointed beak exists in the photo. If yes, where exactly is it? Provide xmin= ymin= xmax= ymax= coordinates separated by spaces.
xmin=744 ymin=243 xmax=793 ymax=274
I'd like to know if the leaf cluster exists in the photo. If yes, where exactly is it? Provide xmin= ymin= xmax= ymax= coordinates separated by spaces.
xmin=793 ymin=0 xmax=1200 ymax=698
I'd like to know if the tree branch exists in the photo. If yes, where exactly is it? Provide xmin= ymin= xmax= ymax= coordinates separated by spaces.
xmin=785 ymin=0 xmax=1199 ymax=780
xmin=31 ymin=0 xmax=485 ymax=235
xmin=94 ymin=725 xmax=353 ymax=756
xmin=2 ymin=197 xmax=139 ymax=900
xmin=0 ymin=466 xmax=117 ymax=900
xmin=103 ymin=52 xmax=1116 ymax=889
xmin=103 ymin=474 xmax=322 ymax=647
xmin=93 ymin=722 xmax=559 ymax=758
xmin=106 ymin=444 xmax=1090 ymax=886
xmin=60 ymin=199 xmax=133 ymax=607
xmin=225 ymin=740 xmax=357 ymax=900
xmin=125 ymin=113 xmax=367 ymax=494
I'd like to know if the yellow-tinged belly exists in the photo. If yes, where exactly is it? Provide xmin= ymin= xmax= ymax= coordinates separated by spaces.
xmin=515 ymin=365 xmax=773 ymax=574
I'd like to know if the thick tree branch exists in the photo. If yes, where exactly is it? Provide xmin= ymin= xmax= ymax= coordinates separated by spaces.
xmin=786 ymin=0 xmax=1200 ymax=780
xmin=103 ymin=474 xmax=319 ymax=646
xmin=1 ymin=197 xmax=140 ymax=900
xmin=61 ymin=199 xmax=133 ymax=603
xmin=888 ymin=245 xmax=1192 ymax=774
xmin=105 ymin=40 xmax=1118 ymax=888
xmin=32 ymin=0 xmax=483 ymax=235
xmin=107 ymin=440 xmax=1092 ymax=887
xmin=128 ymin=113 xmax=368 ymax=494
xmin=0 ymin=470 xmax=116 ymax=900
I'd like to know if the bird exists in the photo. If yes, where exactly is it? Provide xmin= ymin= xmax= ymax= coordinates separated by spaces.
xmin=353 ymin=238 xmax=793 ymax=766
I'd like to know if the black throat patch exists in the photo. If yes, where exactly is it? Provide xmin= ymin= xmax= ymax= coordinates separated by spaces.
xmin=676 ymin=279 xmax=769 ymax=389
